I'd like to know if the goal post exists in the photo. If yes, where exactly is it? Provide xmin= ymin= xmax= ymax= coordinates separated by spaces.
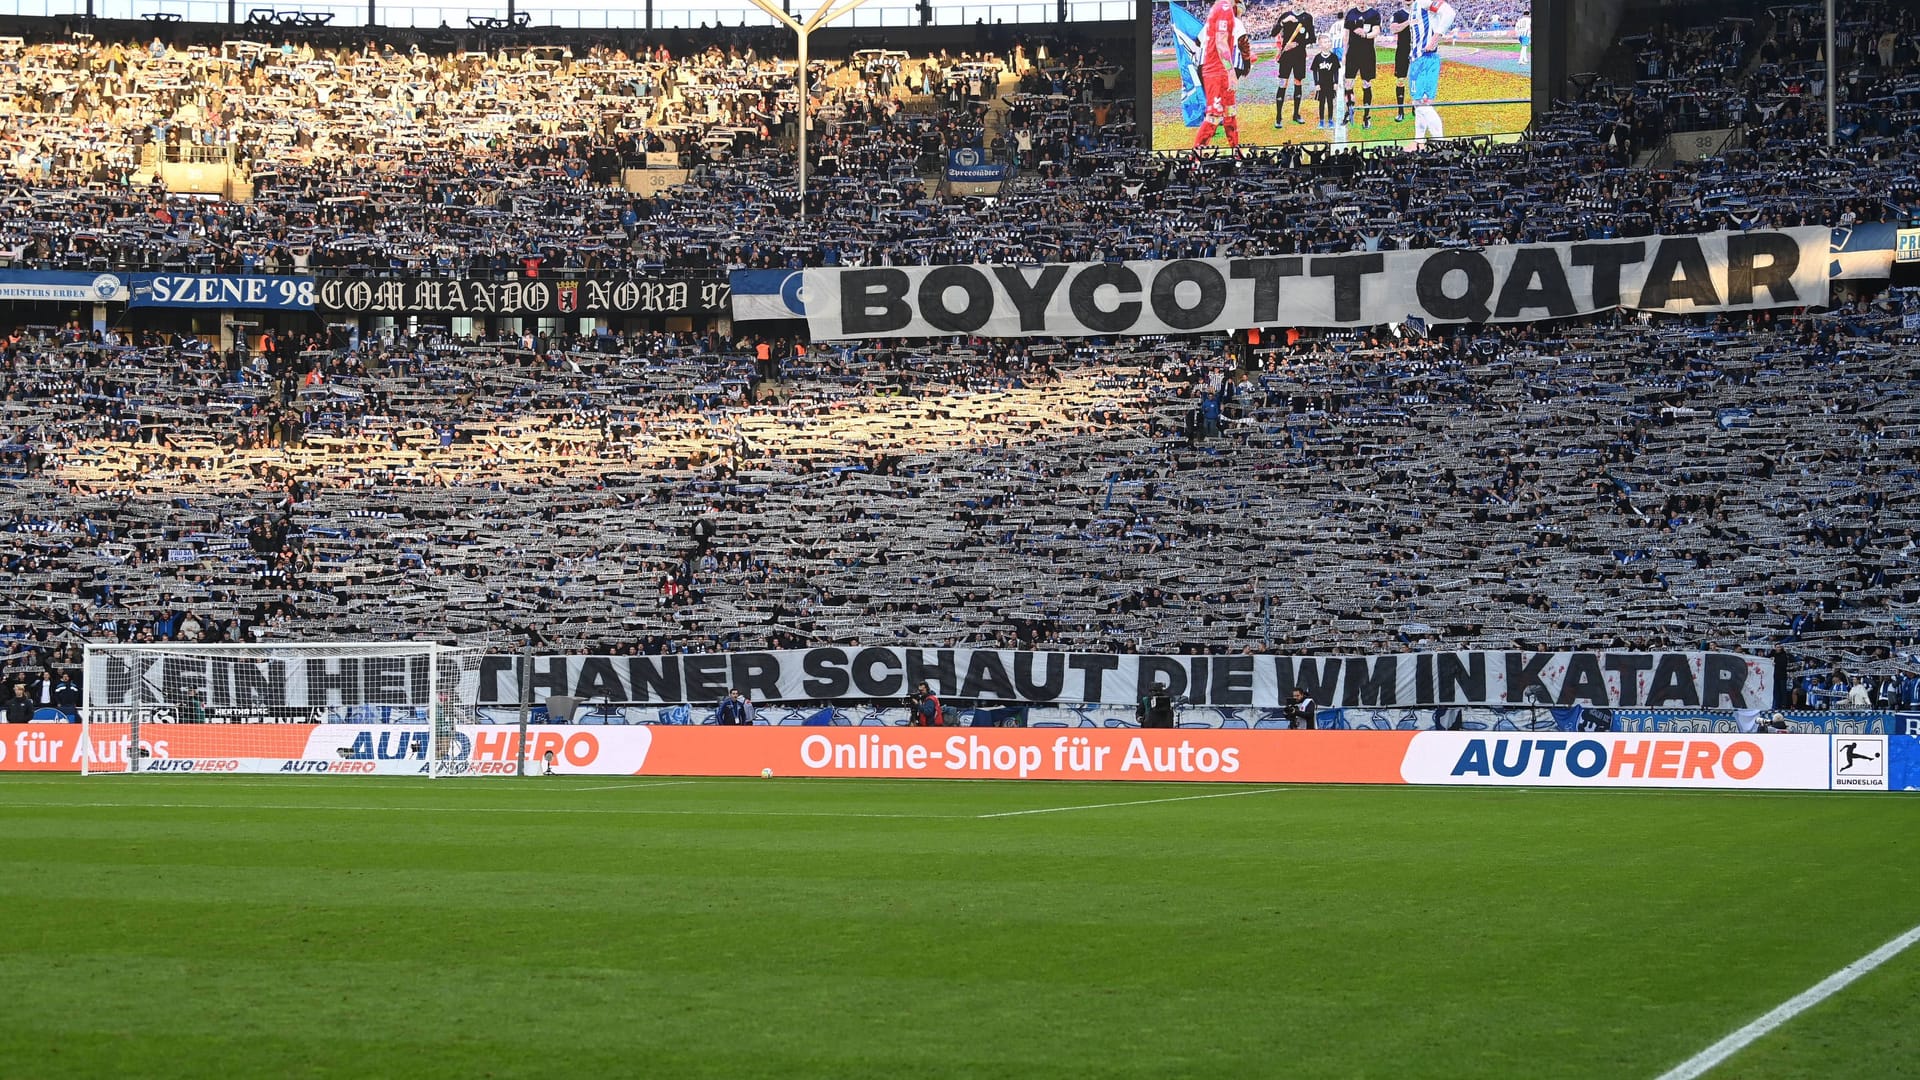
xmin=80 ymin=641 xmax=492 ymax=777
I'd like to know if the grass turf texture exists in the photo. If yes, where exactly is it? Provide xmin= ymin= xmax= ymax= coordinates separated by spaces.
xmin=1 ymin=776 xmax=1915 ymax=1079
xmin=1151 ymin=46 xmax=1531 ymax=151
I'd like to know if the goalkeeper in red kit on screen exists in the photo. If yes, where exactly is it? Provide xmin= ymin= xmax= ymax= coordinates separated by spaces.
xmin=1192 ymin=0 xmax=1252 ymax=153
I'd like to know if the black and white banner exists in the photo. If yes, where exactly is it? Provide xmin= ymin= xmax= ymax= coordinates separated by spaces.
xmin=798 ymin=227 xmax=1828 ymax=340
xmin=316 ymin=275 xmax=732 ymax=317
xmin=474 ymin=649 xmax=1773 ymax=710
xmin=82 ymin=648 xmax=1774 ymax=712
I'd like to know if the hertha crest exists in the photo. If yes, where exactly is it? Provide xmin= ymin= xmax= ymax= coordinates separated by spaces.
xmin=556 ymin=281 xmax=580 ymax=314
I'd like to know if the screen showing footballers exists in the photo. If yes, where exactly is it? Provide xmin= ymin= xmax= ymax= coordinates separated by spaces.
xmin=1152 ymin=0 xmax=1534 ymax=152
xmin=1190 ymin=0 xmax=1253 ymax=154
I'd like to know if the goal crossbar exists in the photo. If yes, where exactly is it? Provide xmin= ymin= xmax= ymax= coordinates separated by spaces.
xmin=80 ymin=641 xmax=498 ymax=778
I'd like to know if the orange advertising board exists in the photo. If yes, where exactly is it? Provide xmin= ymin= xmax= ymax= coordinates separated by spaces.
xmin=645 ymin=727 xmax=1415 ymax=783
xmin=0 ymin=725 xmax=1846 ymax=790
xmin=0 ymin=724 xmax=1414 ymax=782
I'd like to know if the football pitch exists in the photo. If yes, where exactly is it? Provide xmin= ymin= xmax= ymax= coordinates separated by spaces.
xmin=2 ymin=776 xmax=1916 ymax=1078
xmin=1151 ymin=44 xmax=1532 ymax=151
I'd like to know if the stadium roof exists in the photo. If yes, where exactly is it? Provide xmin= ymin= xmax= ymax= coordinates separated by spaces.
xmin=14 ymin=0 xmax=1129 ymax=31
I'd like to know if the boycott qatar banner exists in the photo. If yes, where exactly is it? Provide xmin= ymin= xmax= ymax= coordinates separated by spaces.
xmin=1 ymin=725 xmax=1866 ymax=790
xmin=476 ymin=648 xmax=1772 ymax=712
xmin=782 ymin=227 xmax=1827 ymax=340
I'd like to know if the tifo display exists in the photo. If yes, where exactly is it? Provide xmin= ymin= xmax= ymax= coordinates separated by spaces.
xmin=0 ymin=9 xmax=1915 ymax=1080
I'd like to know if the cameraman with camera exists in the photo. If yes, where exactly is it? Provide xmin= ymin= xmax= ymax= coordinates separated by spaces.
xmin=1284 ymin=688 xmax=1317 ymax=729
xmin=909 ymin=682 xmax=945 ymax=726
xmin=1137 ymin=680 xmax=1175 ymax=729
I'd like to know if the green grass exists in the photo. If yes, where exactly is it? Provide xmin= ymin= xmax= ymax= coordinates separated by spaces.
xmin=1 ymin=776 xmax=1916 ymax=1078
xmin=1151 ymin=45 xmax=1532 ymax=151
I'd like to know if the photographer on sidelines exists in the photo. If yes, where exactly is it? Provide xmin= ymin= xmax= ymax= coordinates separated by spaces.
xmin=908 ymin=682 xmax=946 ymax=726
xmin=1137 ymin=680 xmax=1175 ymax=729
xmin=1284 ymin=688 xmax=1317 ymax=729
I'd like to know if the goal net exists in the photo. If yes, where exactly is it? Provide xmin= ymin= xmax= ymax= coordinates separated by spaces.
xmin=80 ymin=642 xmax=493 ymax=777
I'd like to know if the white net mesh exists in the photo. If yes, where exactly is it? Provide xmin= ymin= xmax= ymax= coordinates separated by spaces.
xmin=81 ymin=643 xmax=491 ymax=776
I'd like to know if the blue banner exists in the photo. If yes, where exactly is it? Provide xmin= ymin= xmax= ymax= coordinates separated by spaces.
xmin=729 ymin=269 xmax=807 ymax=322
xmin=1611 ymin=709 xmax=1909 ymax=735
xmin=0 ymin=270 xmax=128 ymax=302
xmin=1890 ymin=736 xmax=1920 ymax=791
xmin=1170 ymin=0 xmax=1207 ymax=127
xmin=128 ymin=274 xmax=315 ymax=310
xmin=945 ymin=148 xmax=1008 ymax=184
xmin=1830 ymin=222 xmax=1900 ymax=279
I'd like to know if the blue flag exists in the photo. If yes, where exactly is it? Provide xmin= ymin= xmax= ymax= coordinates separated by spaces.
xmin=1170 ymin=1 xmax=1207 ymax=127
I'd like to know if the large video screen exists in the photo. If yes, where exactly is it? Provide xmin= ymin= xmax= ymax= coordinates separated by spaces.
xmin=1149 ymin=0 xmax=1534 ymax=152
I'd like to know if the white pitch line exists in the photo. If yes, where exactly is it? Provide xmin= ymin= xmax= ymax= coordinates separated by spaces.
xmin=977 ymin=787 xmax=1287 ymax=818
xmin=0 ymin=798 xmax=963 ymax=821
xmin=567 ymin=780 xmax=701 ymax=792
xmin=1653 ymin=920 xmax=1920 ymax=1080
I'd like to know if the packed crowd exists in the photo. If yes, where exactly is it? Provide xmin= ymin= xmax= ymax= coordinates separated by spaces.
xmin=0 ymin=11 xmax=1916 ymax=712
xmin=3 ymin=291 xmax=1918 ymax=707
xmin=0 ymin=42 xmax=1913 ymax=278
xmin=0 ymin=29 xmax=1007 ymax=178
xmin=0 ymin=29 xmax=1043 ymax=273
xmin=1609 ymin=0 xmax=1918 ymax=146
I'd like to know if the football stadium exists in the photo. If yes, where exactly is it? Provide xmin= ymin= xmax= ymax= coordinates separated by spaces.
xmin=1 ymin=0 xmax=1918 ymax=1075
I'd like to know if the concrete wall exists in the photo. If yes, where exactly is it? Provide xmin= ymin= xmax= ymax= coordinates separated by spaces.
xmin=1565 ymin=0 xmax=1629 ymax=77
xmin=157 ymin=159 xmax=246 ymax=199
xmin=623 ymin=168 xmax=691 ymax=197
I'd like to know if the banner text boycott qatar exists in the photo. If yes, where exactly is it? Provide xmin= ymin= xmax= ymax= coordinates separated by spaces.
xmin=798 ymin=227 xmax=1827 ymax=339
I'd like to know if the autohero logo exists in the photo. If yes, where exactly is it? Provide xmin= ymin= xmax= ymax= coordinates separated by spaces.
xmin=426 ymin=761 xmax=522 ymax=776
xmin=300 ymin=726 xmax=653 ymax=776
xmin=1451 ymin=737 xmax=1764 ymax=781
xmin=1832 ymin=736 xmax=1887 ymax=790
xmin=142 ymin=759 xmax=241 ymax=773
xmin=280 ymin=759 xmax=379 ymax=774
xmin=1397 ymin=733 xmax=1829 ymax=788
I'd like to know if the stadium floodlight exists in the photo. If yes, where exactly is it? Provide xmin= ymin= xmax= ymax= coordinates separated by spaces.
xmin=80 ymin=641 xmax=490 ymax=777
xmin=739 ymin=0 xmax=884 ymax=207
xmin=1825 ymin=0 xmax=1835 ymax=148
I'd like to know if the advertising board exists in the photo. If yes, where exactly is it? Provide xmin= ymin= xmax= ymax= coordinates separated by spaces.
xmin=2 ymin=726 xmax=1866 ymax=791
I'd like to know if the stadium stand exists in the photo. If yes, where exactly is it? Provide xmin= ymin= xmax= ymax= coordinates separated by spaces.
xmin=0 ymin=6 xmax=1916 ymax=713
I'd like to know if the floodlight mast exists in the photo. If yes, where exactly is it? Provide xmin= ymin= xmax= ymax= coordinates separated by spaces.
xmin=1824 ymin=0 xmax=1835 ymax=148
xmin=741 ymin=0 xmax=884 ymax=214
